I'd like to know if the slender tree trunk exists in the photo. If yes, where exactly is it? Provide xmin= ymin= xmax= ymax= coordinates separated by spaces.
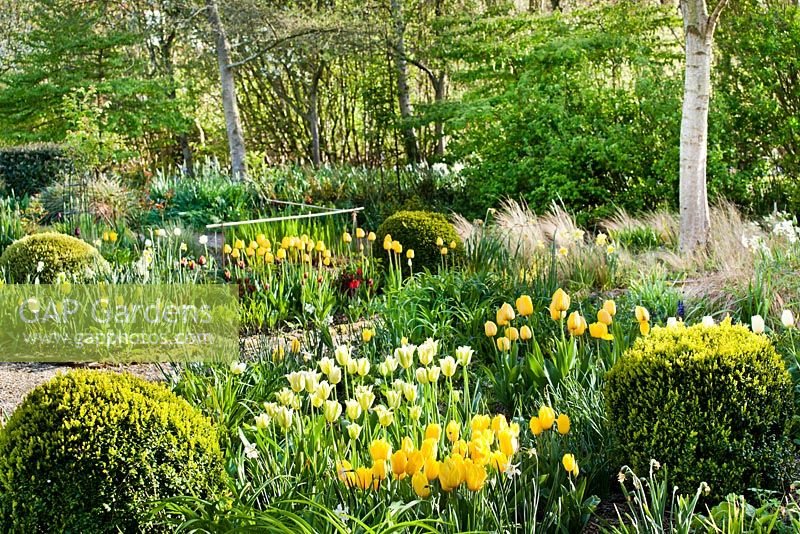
xmin=206 ymin=0 xmax=247 ymax=179
xmin=179 ymin=133 xmax=194 ymax=176
xmin=389 ymin=0 xmax=419 ymax=164
xmin=434 ymin=72 xmax=447 ymax=157
xmin=308 ymin=63 xmax=324 ymax=167
xmin=678 ymin=0 xmax=727 ymax=252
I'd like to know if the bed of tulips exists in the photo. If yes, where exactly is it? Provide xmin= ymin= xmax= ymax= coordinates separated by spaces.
xmin=7 ymin=204 xmax=800 ymax=533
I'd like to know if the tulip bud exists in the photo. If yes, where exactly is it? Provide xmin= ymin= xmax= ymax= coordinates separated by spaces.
xmin=782 ymin=309 xmax=795 ymax=328
xmin=324 ymin=400 xmax=342 ymax=423
xmin=484 ymin=321 xmax=498 ymax=337
xmin=751 ymin=314 xmax=765 ymax=334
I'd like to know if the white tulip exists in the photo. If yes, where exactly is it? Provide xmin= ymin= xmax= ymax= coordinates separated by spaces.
xmin=751 ymin=315 xmax=765 ymax=334
xmin=782 ymin=309 xmax=795 ymax=328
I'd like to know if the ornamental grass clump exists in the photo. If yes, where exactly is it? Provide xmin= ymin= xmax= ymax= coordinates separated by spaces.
xmin=605 ymin=319 xmax=794 ymax=499
xmin=0 ymin=370 xmax=225 ymax=532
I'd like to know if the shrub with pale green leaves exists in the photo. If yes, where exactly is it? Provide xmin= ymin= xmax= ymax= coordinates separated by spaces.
xmin=0 ymin=231 xmax=110 ymax=282
xmin=376 ymin=210 xmax=464 ymax=273
xmin=605 ymin=320 xmax=794 ymax=499
xmin=0 ymin=370 xmax=225 ymax=532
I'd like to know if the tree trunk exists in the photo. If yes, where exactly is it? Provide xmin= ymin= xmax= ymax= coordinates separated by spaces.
xmin=678 ymin=0 xmax=727 ymax=253
xmin=308 ymin=64 xmax=324 ymax=167
xmin=179 ymin=133 xmax=194 ymax=176
xmin=434 ymin=72 xmax=447 ymax=157
xmin=389 ymin=0 xmax=419 ymax=164
xmin=206 ymin=0 xmax=247 ymax=179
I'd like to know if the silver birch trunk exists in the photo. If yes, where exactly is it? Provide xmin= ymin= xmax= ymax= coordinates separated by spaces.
xmin=678 ymin=0 xmax=728 ymax=252
xmin=206 ymin=0 xmax=247 ymax=179
xmin=389 ymin=0 xmax=420 ymax=164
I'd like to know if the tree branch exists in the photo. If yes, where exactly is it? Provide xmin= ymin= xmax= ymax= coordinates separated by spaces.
xmin=228 ymin=28 xmax=339 ymax=69
xmin=707 ymin=0 xmax=730 ymax=37
xmin=405 ymin=56 xmax=437 ymax=88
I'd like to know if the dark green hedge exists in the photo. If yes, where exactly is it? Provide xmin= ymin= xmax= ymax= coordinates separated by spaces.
xmin=0 ymin=144 xmax=73 ymax=198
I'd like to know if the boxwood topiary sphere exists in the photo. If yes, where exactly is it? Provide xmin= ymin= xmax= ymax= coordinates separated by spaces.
xmin=376 ymin=210 xmax=464 ymax=273
xmin=0 ymin=370 xmax=226 ymax=532
xmin=0 ymin=231 xmax=110 ymax=282
xmin=605 ymin=319 xmax=794 ymax=499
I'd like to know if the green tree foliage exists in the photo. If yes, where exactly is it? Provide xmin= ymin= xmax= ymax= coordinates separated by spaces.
xmin=435 ymin=6 xmax=692 ymax=223
xmin=714 ymin=1 xmax=800 ymax=212
xmin=0 ymin=1 xmax=188 ymax=158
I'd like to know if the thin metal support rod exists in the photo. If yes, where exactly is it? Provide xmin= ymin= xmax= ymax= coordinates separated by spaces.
xmin=205 ymin=207 xmax=364 ymax=230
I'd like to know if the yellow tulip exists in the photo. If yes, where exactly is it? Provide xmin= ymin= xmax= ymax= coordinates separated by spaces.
xmin=392 ymin=240 xmax=402 ymax=254
xmin=368 ymin=231 xmax=376 ymax=241
xmin=516 ymin=294 xmax=534 ymax=317
xmin=356 ymin=466 xmax=377 ymax=490
xmin=549 ymin=301 xmax=565 ymax=321
xmin=464 ymin=458 xmax=487 ymax=491
xmin=505 ymin=327 xmax=519 ymax=341
xmin=337 ymin=460 xmax=355 ymax=487
xmin=356 ymin=228 xmax=366 ymax=239
xmin=520 ymin=325 xmax=533 ymax=340
xmin=230 ymin=248 xmax=240 ymax=259
xmin=424 ymin=458 xmax=440 ymax=481
xmin=551 ymin=288 xmax=570 ymax=312
xmin=562 ymin=453 xmax=579 ymax=477
xmin=406 ymin=450 xmax=425 ymax=475
xmin=362 ymin=328 xmax=375 ymax=343
xmin=234 ymin=239 xmax=245 ymax=249
xmin=538 ymin=406 xmax=556 ymax=430
xmin=496 ymin=336 xmax=512 ymax=351
xmin=425 ymin=423 xmax=441 ymax=441
xmin=372 ymin=459 xmax=387 ymax=481
xmin=530 ymin=415 xmax=543 ymax=436
xmin=452 ymin=439 xmax=468 ymax=457
xmin=347 ymin=423 xmax=362 ymax=441
xmin=470 ymin=414 xmax=491 ymax=433
xmin=635 ymin=306 xmax=650 ymax=323
xmin=223 ymin=244 xmax=232 ymax=254
xmin=490 ymin=450 xmax=509 ymax=472
xmin=485 ymin=320 xmax=498 ymax=337
xmin=406 ymin=249 xmax=414 ymax=259
xmin=597 ymin=308 xmax=613 ymax=326
xmin=369 ymin=438 xmax=392 ymax=461
xmin=343 ymin=232 xmax=352 ymax=243
xmin=439 ymin=455 xmax=466 ymax=492
xmin=436 ymin=237 xmax=444 ymax=247
xmin=496 ymin=302 xmax=515 ymax=326
xmin=391 ymin=450 xmax=408 ymax=479
xmin=440 ymin=247 xmax=448 ymax=256
xmin=567 ymin=311 xmax=587 ymax=336
xmin=557 ymin=413 xmax=570 ymax=435
xmin=401 ymin=436 xmax=414 ymax=454
xmin=603 ymin=299 xmax=617 ymax=317
xmin=421 ymin=437 xmax=438 ymax=461
xmin=491 ymin=414 xmax=508 ymax=434
xmin=640 ymin=320 xmax=650 ymax=336
xmin=589 ymin=321 xmax=614 ymax=341
xmin=446 ymin=420 xmax=460 ymax=443
xmin=498 ymin=428 xmax=518 ymax=457
xmin=412 ymin=470 xmax=430 ymax=497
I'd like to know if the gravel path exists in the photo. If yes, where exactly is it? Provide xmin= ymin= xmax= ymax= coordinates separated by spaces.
xmin=0 ymin=362 xmax=167 ymax=420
